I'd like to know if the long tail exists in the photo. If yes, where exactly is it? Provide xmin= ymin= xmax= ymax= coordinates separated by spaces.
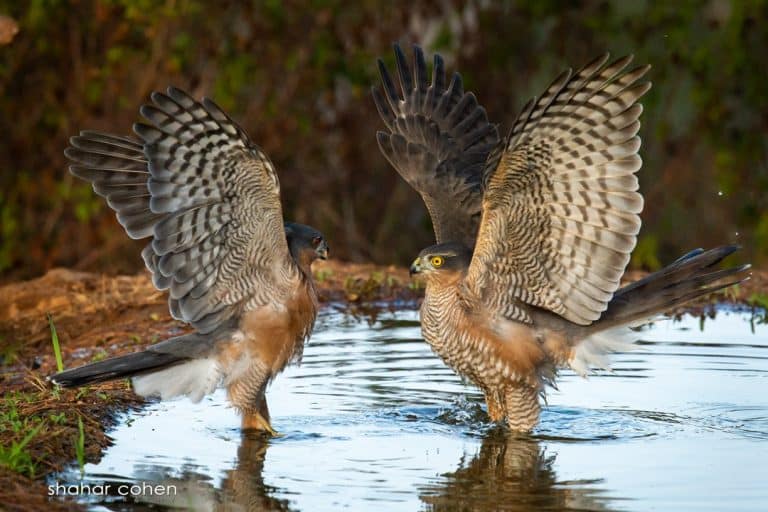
xmin=593 ymin=245 xmax=750 ymax=333
xmin=48 ymin=330 xmax=222 ymax=388
xmin=567 ymin=245 xmax=749 ymax=376
xmin=49 ymin=349 xmax=185 ymax=388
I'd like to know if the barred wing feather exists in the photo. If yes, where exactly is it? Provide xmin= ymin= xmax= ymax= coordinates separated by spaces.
xmin=66 ymin=87 xmax=297 ymax=333
xmin=465 ymin=54 xmax=651 ymax=325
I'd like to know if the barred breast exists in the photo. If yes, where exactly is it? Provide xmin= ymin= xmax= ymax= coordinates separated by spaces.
xmin=421 ymin=283 xmax=540 ymax=391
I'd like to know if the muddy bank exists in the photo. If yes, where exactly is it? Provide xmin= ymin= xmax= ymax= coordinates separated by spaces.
xmin=0 ymin=260 xmax=765 ymax=511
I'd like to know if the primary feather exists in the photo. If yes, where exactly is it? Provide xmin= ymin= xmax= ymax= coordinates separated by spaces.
xmin=373 ymin=44 xmax=500 ymax=247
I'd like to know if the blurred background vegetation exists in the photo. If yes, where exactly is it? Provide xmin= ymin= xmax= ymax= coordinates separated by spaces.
xmin=0 ymin=0 xmax=765 ymax=282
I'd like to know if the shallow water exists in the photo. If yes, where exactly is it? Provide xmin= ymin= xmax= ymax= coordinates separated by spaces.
xmin=54 ymin=307 xmax=768 ymax=511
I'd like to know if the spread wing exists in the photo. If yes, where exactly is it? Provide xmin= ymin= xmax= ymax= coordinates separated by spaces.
xmin=65 ymin=87 xmax=298 ymax=334
xmin=373 ymin=44 xmax=500 ymax=247
xmin=464 ymin=54 xmax=651 ymax=325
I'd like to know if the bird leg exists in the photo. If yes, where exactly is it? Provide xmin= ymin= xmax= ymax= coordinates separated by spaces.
xmin=241 ymin=397 xmax=277 ymax=436
xmin=503 ymin=383 xmax=541 ymax=433
xmin=484 ymin=389 xmax=505 ymax=422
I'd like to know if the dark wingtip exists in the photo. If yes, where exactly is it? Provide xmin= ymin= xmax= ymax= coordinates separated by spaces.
xmin=449 ymin=71 xmax=464 ymax=93
xmin=393 ymin=43 xmax=406 ymax=61
xmin=166 ymin=85 xmax=184 ymax=97
xmin=433 ymin=52 xmax=444 ymax=68
xmin=711 ymin=244 xmax=741 ymax=262
xmin=394 ymin=43 xmax=412 ymax=89
xmin=672 ymin=248 xmax=705 ymax=264
xmin=138 ymin=104 xmax=155 ymax=120
xmin=166 ymin=86 xmax=196 ymax=106
xmin=392 ymin=42 xmax=406 ymax=64
xmin=150 ymin=90 xmax=165 ymax=105
xmin=376 ymin=57 xmax=387 ymax=76
xmin=132 ymin=121 xmax=154 ymax=139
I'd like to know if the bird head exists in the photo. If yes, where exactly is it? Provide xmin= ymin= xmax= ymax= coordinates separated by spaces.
xmin=410 ymin=242 xmax=472 ymax=281
xmin=285 ymin=222 xmax=329 ymax=271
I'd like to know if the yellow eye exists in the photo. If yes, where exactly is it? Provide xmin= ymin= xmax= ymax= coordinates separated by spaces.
xmin=430 ymin=256 xmax=444 ymax=267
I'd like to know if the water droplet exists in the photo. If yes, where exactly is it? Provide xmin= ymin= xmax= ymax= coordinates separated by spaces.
xmin=718 ymin=191 xmax=723 ymax=196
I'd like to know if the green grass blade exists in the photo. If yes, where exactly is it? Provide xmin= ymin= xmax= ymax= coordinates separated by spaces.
xmin=13 ymin=420 xmax=45 ymax=456
xmin=76 ymin=416 xmax=85 ymax=475
xmin=48 ymin=313 xmax=64 ymax=373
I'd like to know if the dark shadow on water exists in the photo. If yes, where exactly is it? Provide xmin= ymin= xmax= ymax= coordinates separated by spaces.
xmin=419 ymin=427 xmax=621 ymax=512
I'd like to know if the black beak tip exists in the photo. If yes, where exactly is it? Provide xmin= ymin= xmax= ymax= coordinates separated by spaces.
xmin=316 ymin=242 xmax=329 ymax=260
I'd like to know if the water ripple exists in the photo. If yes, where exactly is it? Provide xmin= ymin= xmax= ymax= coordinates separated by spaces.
xmin=54 ymin=308 xmax=768 ymax=511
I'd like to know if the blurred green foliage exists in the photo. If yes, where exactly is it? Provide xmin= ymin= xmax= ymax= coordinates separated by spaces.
xmin=0 ymin=0 xmax=765 ymax=281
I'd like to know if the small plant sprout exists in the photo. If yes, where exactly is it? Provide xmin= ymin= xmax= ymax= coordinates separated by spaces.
xmin=48 ymin=313 xmax=64 ymax=373
xmin=0 ymin=420 xmax=45 ymax=478
xmin=76 ymin=416 xmax=85 ymax=476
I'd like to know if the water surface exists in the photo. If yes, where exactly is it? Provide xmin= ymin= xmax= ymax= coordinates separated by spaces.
xmin=56 ymin=307 xmax=768 ymax=511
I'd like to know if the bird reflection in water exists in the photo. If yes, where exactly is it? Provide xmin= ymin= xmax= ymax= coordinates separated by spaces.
xmin=90 ymin=429 xmax=616 ymax=511
xmin=96 ymin=432 xmax=292 ymax=511
xmin=419 ymin=428 xmax=616 ymax=512
xmin=217 ymin=432 xmax=293 ymax=511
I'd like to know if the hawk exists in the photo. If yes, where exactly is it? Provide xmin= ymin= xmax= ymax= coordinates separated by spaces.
xmin=51 ymin=87 xmax=329 ymax=435
xmin=373 ymin=44 xmax=750 ymax=431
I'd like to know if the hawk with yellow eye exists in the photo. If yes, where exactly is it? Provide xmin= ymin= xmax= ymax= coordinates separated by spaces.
xmin=51 ymin=87 xmax=329 ymax=435
xmin=374 ymin=44 xmax=749 ymax=431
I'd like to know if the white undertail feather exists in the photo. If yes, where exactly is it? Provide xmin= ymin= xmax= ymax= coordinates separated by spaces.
xmin=132 ymin=358 xmax=221 ymax=402
xmin=569 ymin=327 xmax=638 ymax=377
xmin=222 ymin=348 xmax=252 ymax=387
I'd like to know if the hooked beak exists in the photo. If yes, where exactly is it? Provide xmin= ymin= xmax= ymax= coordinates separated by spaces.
xmin=315 ymin=240 xmax=329 ymax=260
xmin=409 ymin=257 xmax=422 ymax=276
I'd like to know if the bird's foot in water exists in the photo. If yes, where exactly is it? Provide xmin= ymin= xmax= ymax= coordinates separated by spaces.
xmin=242 ymin=411 xmax=279 ymax=437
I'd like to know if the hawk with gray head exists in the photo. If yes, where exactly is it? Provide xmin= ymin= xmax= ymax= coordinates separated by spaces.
xmin=373 ymin=44 xmax=749 ymax=431
xmin=52 ymin=87 xmax=329 ymax=435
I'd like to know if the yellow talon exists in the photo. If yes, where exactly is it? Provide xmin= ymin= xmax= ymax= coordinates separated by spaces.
xmin=241 ymin=411 xmax=279 ymax=436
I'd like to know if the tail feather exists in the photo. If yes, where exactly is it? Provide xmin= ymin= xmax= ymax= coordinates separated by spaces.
xmin=594 ymin=244 xmax=750 ymax=331
xmin=568 ymin=245 xmax=748 ymax=376
xmin=50 ymin=350 xmax=185 ymax=388
xmin=48 ymin=330 xmax=224 ymax=388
